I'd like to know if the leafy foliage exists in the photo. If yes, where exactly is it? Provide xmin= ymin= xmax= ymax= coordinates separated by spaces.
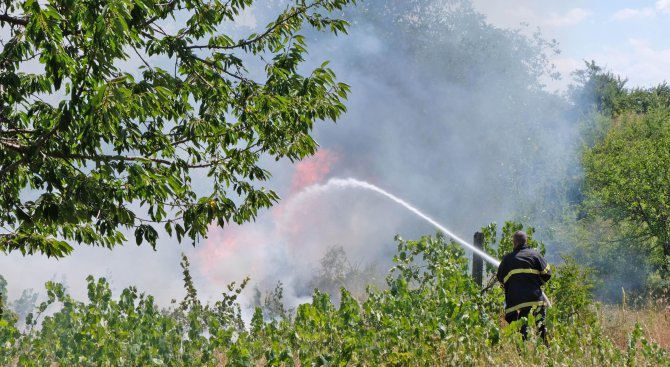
xmin=1 ymin=231 xmax=667 ymax=366
xmin=484 ymin=221 xmax=545 ymax=257
xmin=0 ymin=275 xmax=7 ymax=317
xmin=557 ymin=63 xmax=670 ymax=298
xmin=570 ymin=61 xmax=628 ymax=117
xmin=583 ymin=107 xmax=670 ymax=269
xmin=544 ymin=255 xmax=595 ymax=322
xmin=0 ymin=0 xmax=354 ymax=257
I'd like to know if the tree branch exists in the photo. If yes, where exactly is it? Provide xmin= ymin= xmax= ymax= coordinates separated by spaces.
xmin=190 ymin=55 xmax=247 ymax=83
xmin=131 ymin=44 xmax=153 ymax=71
xmin=0 ymin=128 xmax=36 ymax=136
xmin=138 ymin=0 xmax=179 ymax=28
xmin=47 ymin=151 xmax=224 ymax=169
xmin=634 ymin=198 xmax=656 ymax=233
xmin=0 ymin=13 xmax=28 ymax=27
xmin=185 ymin=0 xmax=325 ymax=51
xmin=0 ymin=60 xmax=92 ymax=179
xmin=0 ymin=139 xmax=26 ymax=152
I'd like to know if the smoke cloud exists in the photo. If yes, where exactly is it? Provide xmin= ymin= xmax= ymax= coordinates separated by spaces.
xmin=1 ymin=0 xmax=582 ymax=309
xmin=194 ymin=0 xmax=580 ymax=306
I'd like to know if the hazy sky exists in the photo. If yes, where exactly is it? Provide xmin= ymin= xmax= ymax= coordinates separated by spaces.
xmin=1 ymin=0 xmax=668 ymax=310
xmin=472 ymin=0 xmax=670 ymax=90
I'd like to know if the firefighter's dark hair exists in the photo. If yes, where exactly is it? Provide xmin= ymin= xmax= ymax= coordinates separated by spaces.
xmin=513 ymin=231 xmax=527 ymax=246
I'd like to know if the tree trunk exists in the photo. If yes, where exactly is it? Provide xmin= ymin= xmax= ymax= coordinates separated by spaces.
xmin=662 ymin=240 xmax=670 ymax=274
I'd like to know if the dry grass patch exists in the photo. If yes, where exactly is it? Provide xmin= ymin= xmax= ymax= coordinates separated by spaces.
xmin=599 ymin=304 xmax=670 ymax=350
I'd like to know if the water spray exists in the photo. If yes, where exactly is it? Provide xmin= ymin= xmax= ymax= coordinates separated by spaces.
xmin=304 ymin=177 xmax=551 ymax=306
xmin=314 ymin=178 xmax=501 ymax=267
xmin=323 ymin=178 xmax=500 ymax=267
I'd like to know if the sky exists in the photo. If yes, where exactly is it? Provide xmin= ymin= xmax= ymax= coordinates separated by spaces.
xmin=1 ymin=0 xmax=669 ymax=311
xmin=471 ymin=0 xmax=670 ymax=90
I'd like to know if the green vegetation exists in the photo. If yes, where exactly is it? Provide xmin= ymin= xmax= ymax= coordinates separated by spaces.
xmin=1 ymin=227 xmax=668 ymax=366
xmin=562 ymin=63 xmax=670 ymax=300
xmin=2 ymin=0 xmax=670 ymax=363
xmin=0 ymin=0 xmax=353 ymax=257
xmin=584 ymin=108 xmax=670 ymax=264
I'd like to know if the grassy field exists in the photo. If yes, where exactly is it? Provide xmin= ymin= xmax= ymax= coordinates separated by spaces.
xmin=600 ymin=304 xmax=670 ymax=350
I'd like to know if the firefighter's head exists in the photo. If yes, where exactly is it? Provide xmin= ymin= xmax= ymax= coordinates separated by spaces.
xmin=512 ymin=231 xmax=527 ymax=248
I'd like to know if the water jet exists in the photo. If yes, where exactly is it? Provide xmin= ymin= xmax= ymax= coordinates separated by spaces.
xmin=303 ymin=177 xmax=552 ymax=306
xmin=305 ymin=177 xmax=501 ymax=266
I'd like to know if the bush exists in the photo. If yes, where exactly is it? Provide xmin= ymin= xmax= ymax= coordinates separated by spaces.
xmin=1 ymin=230 xmax=668 ymax=366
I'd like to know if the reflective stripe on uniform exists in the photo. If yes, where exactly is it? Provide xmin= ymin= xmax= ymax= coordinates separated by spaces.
xmin=502 ymin=265 xmax=550 ymax=284
xmin=505 ymin=300 xmax=547 ymax=314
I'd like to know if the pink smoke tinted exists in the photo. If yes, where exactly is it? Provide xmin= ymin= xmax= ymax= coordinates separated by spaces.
xmin=196 ymin=149 xmax=339 ymax=282
xmin=289 ymin=149 xmax=338 ymax=194
xmin=196 ymin=223 xmax=270 ymax=283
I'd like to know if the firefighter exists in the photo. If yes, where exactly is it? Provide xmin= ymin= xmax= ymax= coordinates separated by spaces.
xmin=496 ymin=230 xmax=551 ymax=343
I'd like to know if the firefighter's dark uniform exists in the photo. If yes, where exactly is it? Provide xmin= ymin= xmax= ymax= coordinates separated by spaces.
xmin=496 ymin=244 xmax=551 ymax=341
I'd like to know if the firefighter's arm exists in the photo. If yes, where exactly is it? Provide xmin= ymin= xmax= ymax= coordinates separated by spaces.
xmin=537 ymin=255 xmax=551 ymax=284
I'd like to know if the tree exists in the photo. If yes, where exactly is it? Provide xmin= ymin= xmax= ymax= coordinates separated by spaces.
xmin=583 ymin=107 xmax=670 ymax=268
xmin=0 ymin=275 xmax=6 ymax=318
xmin=11 ymin=288 xmax=38 ymax=325
xmin=0 ymin=0 xmax=354 ymax=257
xmin=569 ymin=61 xmax=628 ymax=117
xmin=308 ymin=245 xmax=378 ymax=301
xmin=565 ymin=65 xmax=670 ymax=297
